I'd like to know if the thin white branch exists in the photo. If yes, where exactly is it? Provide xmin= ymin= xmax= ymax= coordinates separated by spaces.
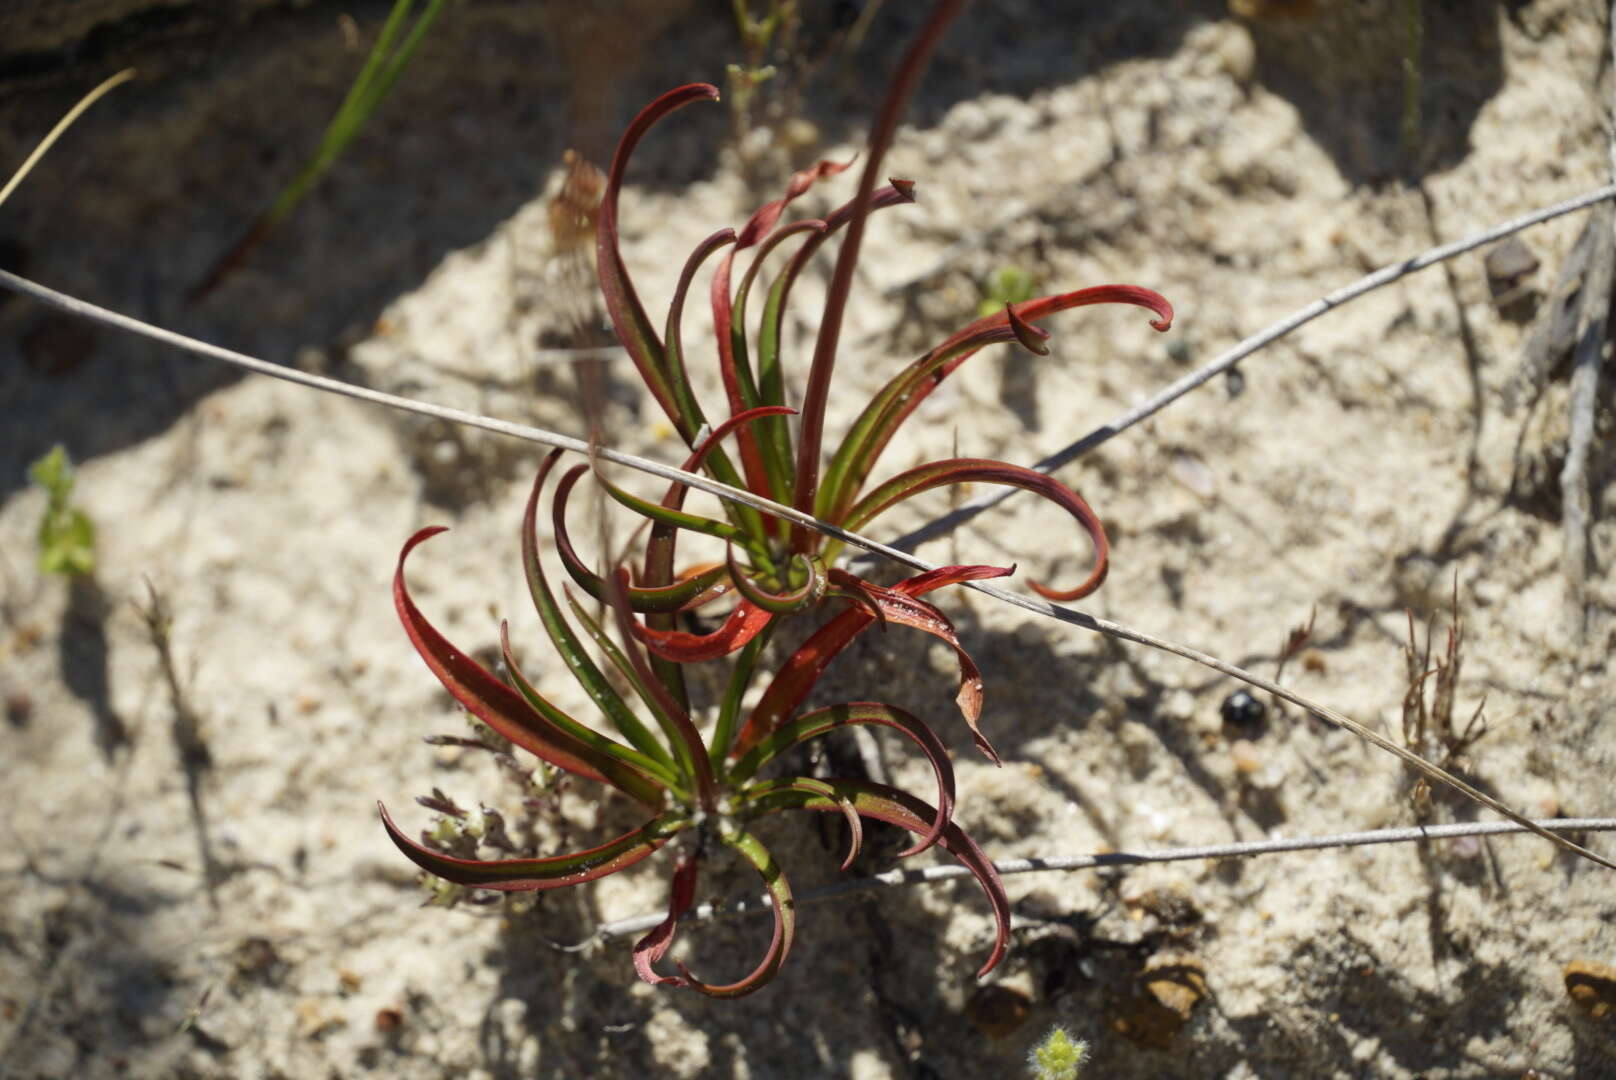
xmin=593 ymin=818 xmax=1616 ymax=941
xmin=873 ymin=182 xmax=1616 ymax=557
xmin=0 ymin=69 xmax=137 ymax=211
xmin=0 ymin=267 xmax=920 ymax=564
xmin=3 ymin=265 xmax=1614 ymax=871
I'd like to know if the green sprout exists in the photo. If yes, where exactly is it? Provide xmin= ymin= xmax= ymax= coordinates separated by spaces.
xmin=978 ymin=265 xmax=1036 ymax=317
xmin=1027 ymin=1025 xmax=1088 ymax=1080
xmin=29 ymin=445 xmax=95 ymax=578
xmin=726 ymin=0 xmax=796 ymax=146
xmin=190 ymin=0 xmax=450 ymax=298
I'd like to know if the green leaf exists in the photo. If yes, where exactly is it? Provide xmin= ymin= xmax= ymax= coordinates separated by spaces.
xmin=740 ymin=565 xmax=1014 ymax=759
xmin=730 ymin=701 xmax=956 ymax=855
xmin=37 ymin=508 xmax=95 ymax=577
xmin=550 ymin=462 xmax=729 ymax=613
xmin=500 ymin=621 xmax=682 ymax=793
xmin=602 ymin=568 xmax=721 ymax=811
xmin=659 ymin=226 xmax=763 ymax=541
xmin=738 ymin=218 xmax=825 ymax=508
xmin=715 ymin=161 xmax=855 ymax=508
xmin=662 ymin=226 xmax=735 ymax=444
xmin=817 ymin=321 xmax=1019 ymax=524
xmin=636 ymin=405 xmax=798 ymax=601
xmin=521 ymin=457 xmax=677 ymax=774
xmin=1028 ymin=1026 xmax=1089 ymax=1080
xmin=380 ymin=801 xmax=684 ymax=890
xmin=819 ymin=285 xmax=1173 ymax=525
xmin=754 ymin=181 xmax=917 ymax=510
xmin=191 ymin=0 xmax=450 ymax=298
xmin=596 ymin=468 xmax=761 ymax=557
xmin=561 ymin=585 xmax=708 ymax=785
xmin=725 ymin=549 xmax=825 ymax=615
xmin=708 ymin=622 xmax=774 ymax=771
xmin=835 ymin=457 xmax=1110 ymax=602
xmin=29 ymin=445 xmax=95 ymax=578
xmin=672 ymin=827 xmax=796 ymax=998
xmin=28 ymin=444 xmax=72 ymax=500
xmin=977 ymin=265 xmax=1035 ymax=317
xmin=394 ymin=527 xmax=665 ymax=809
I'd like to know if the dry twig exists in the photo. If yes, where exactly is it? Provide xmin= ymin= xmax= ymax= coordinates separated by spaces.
xmin=592 ymin=818 xmax=1616 ymax=942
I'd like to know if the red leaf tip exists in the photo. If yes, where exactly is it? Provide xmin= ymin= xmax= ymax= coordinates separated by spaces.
xmin=1005 ymin=303 xmax=1051 ymax=356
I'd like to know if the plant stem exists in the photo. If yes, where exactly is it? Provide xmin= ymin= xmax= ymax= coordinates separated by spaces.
xmin=792 ymin=0 xmax=968 ymax=547
xmin=593 ymin=818 xmax=1616 ymax=940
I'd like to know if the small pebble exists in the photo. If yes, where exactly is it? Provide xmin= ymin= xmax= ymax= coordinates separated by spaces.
xmin=1220 ymin=689 xmax=1266 ymax=731
xmin=233 ymin=937 xmax=285 ymax=983
xmin=1565 ymin=960 xmax=1616 ymax=1021
xmin=1483 ymin=236 xmax=1539 ymax=286
xmin=1172 ymin=453 xmax=1216 ymax=499
xmin=4 ymin=692 xmax=31 ymax=728
xmin=1160 ymin=688 xmax=1197 ymax=723
xmin=1125 ymin=886 xmax=1203 ymax=928
xmin=1229 ymin=739 xmax=1263 ymax=774
xmin=1207 ymin=22 xmax=1256 ymax=85
xmin=1111 ymin=954 xmax=1208 ymax=1049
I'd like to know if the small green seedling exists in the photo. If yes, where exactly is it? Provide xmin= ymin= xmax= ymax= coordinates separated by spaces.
xmin=190 ymin=0 xmax=450 ymax=298
xmin=978 ymin=265 xmax=1036 ymax=317
xmin=1027 ymin=1025 xmax=1088 ymax=1080
xmin=726 ymin=0 xmax=795 ymax=146
xmin=29 ymin=445 xmax=95 ymax=578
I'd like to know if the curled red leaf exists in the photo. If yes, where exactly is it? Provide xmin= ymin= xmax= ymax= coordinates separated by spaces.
xmin=738 ymin=564 xmax=1013 ymax=758
xmin=597 ymin=83 xmax=720 ymax=424
xmin=627 ymin=596 xmax=774 ymax=663
xmin=379 ymin=801 xmax=678 ymax=891
xmin=732 ymin=701 xmax=956 ymax=856
xmin=1005 ymin=302 xmax=1051 ymax=355
xmin=633 ymin=850 xmax=701 ymax=987
xmin=743 ymin=778 xmax=1009 ymax=979
xmin=394 ymin=527 xmax=662 ymax=805
xmin=672 ymin=828 xmax=795 ymax=998
xmin=735 ymin=158 xmax=853 ymax=250
xmin=842 ymin=457 xmax=1110 ymax=602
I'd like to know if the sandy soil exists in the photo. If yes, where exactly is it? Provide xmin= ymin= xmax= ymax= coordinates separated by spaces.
xmin=2 ymin=2 xmax=1615 ymax=1077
